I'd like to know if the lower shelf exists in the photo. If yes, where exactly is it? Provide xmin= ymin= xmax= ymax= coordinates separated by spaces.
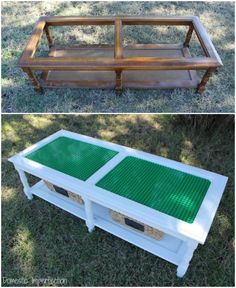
xmin=40 ymin=45 xmax=199 ymax=89
xmin=31 ymin=180 xmax=184 ymax=266
xmin=93 ymin=203 xmax=183 ymax=265
xmin=32 ymin=181 xmax=86 ymax=220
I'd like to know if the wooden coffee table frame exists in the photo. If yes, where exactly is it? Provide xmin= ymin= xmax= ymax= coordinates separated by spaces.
xmin=18 ymin=16 xmax=223 ymax=93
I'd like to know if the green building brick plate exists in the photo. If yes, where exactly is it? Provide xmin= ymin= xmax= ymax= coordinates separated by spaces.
xmin=26 ymin=136 xmax=118 ymax=181
xmin=96 ymin=156 xmax=211 ymax=223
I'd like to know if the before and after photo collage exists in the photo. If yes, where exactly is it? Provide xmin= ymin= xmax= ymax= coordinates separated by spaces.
xmin=1 ymin=1 xmax=235 ymax=287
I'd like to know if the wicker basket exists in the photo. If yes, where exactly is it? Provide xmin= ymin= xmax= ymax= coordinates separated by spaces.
xmin=44 ymin=181 xmax=84 ymax=205
xmin=110 ymin=210 xmax=164 ymax=240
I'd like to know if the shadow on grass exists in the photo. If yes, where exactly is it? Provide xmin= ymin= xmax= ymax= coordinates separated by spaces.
xmin=2 ymin=114 xmax=234 ymax=286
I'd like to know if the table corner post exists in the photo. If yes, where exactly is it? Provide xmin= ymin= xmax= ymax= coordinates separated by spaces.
xmin=196 ymin=67 xmax=216 ymax=94
xmin=183 ymin=24 xmax=194 ymax=48
xmin=176 ymin=240 xmax=198 ymax=278
xmin=15 ymin=167 xmax=33 ymax=200
xmin=44 ymin=24 xmax=54 ymax=48
xmin=22 ymin=67 xmax=43 ymax=93
xmin=84 ymin=197 xmax=95 ymax=232
xmin=115 ymin=69 xmax=123 ymax=93
xmin=114 ymin=18 xmax=123 ymax=92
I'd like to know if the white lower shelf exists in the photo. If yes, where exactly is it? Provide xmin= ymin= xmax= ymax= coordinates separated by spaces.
xmin=30 ymin=180 xmax=183 ymax=266
xmin=31 ymin=180 xmax=86 ymax=220
xmin=93 ymin=202 xmax=183 ymax=265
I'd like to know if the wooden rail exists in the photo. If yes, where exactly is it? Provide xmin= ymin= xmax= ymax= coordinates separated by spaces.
xmin=22 ymin=57 xmax=219 ymax=70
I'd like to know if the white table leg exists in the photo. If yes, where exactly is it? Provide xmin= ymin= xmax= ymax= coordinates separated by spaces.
xmin=84 ymin=197 xmax=95 ymax=232
xmin=15 ymin=168 xmax=33 ymax=200
xmin=176 ymin=240 xmax=198 ymax=278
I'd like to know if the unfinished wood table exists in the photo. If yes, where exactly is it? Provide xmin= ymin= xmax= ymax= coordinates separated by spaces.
xmin=9 ymin=130 xmax=228 ymax=277
xmin=18 ymin=16 xmax=222 ymax=93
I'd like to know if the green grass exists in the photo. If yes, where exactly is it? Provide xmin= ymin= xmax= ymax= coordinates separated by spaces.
xmin=2 ymin=114 xmax=234 ymax=286
xmin=1 ymin=1 xmax=235 ymax=113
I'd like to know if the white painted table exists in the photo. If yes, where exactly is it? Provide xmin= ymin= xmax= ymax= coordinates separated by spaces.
xmin=9 ymin=130 xmax=228 ymax=277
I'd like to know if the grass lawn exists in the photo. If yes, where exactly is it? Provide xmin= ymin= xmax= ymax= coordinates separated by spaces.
xmin=2 ymin=114 xmax=234 ymax=286
xmin=1 ymin=1 xmax=235 ymax=113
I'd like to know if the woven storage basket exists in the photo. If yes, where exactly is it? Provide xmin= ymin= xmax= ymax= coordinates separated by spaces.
xmin=44 ymin=181 xmax=84 ymax=205
xmin=110 ymin=210 xmax=164 ymax=240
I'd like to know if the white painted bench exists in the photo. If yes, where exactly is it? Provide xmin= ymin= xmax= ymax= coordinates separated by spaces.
xmin=9 ymin=130 xmax=228 ymax=277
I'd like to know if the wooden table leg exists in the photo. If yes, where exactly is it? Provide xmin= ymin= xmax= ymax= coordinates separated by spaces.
xmin=183 ymin=25 xmax=194 ymax=47
xmin=44 ymin=25 xmax=54 ymax=48
xmin=23 ymin=68 xmax=43 ymax=93
xmin=114 ymin=19 xmax=123 ymax=95
xmin=196 ymin=68 xmax=216 ymax=93
xmin=115 ymin=70 xmax=123 ymax=95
